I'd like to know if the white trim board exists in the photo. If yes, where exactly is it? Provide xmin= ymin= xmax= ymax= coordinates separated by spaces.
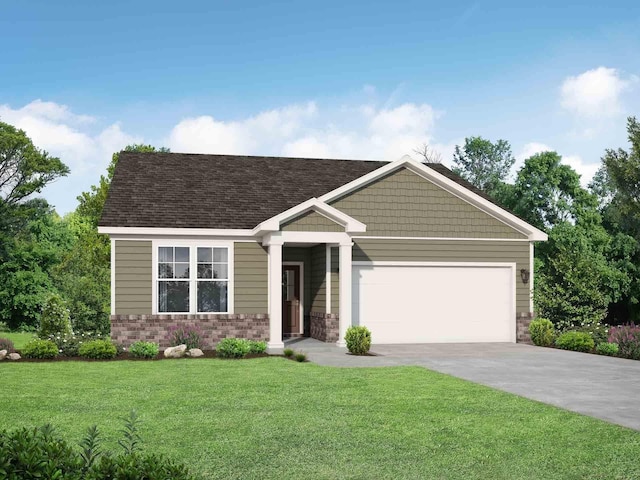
xmin=351 ymin=236 xmax=532 ymax=242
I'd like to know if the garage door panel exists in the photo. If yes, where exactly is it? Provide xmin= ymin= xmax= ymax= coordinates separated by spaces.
xmin=352 ymin=264 xmax=514 ymax=344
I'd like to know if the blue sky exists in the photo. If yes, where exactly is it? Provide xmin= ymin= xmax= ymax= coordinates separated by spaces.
xmin=1 ymin=1 xmax=639 ymax=213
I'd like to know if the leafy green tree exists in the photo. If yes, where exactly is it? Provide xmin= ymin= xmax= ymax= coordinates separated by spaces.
xmin=452 ymin=136 xmax=515 ymax=196
xmin=535 ymin=217 xmax=631 ymax=326
xmin=508 ymin=151 xmax=597 ymax=231
xmin=0 ymin=121 xmax=69 ymax=206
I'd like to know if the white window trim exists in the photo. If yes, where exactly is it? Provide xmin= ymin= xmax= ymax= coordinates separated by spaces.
xmin=152 ymin=239 xmax=234 ymax=315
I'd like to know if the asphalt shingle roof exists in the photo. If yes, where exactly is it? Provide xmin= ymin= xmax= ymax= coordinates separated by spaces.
xmin=99 ymin=152 xmax=503 ymax=229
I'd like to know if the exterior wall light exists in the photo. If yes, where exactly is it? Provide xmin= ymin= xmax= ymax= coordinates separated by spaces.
xmin=520 ymin=269 xmax=530 ymax=284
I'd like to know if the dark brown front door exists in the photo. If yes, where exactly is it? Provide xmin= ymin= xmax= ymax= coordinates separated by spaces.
xmin=283 ymin=265 xmax=301 ymax=335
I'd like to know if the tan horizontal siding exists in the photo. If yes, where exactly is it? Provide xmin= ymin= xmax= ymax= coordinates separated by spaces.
xmin=331 ymin=167 xmax=526 ymax=239
xmin=310 ymin=245 xmax=326 ymax=312
xmin=114 ymin=240 xmax=152 ymax=314
xmin=282 ymin=210 xmax=344 ymax=232
xmin=234 ymin=242 xmax=268 ymax=314
xmin=354 ymin=239 xmax=531 ymax=313
xmin=331 ymin=247 xmax=339 ymax=314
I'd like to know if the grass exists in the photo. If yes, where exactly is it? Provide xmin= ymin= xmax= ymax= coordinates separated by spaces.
xmin=1 ymin=358 xmax=640 ymax=480
xmin=0 ymin=331 xmax=36 ymax=349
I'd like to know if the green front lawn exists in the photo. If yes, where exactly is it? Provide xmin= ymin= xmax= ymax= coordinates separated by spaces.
xmin=1 ymin=358 xmax=639 ymax=479
xmin=0 ymin=331 xmax=36 ymax=350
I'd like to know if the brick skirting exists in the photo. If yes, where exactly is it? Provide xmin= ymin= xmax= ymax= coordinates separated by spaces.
xmin=309 ymin=312 xmax=339 ymax=343
xmin=110 ymin=314 xmax=269 ymax=348
xmin=516 ymin=312 xmax=534 ymax=344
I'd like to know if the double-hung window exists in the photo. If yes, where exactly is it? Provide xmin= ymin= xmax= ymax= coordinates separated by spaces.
xmin=157 ymin=245 xmax=230 ymax=314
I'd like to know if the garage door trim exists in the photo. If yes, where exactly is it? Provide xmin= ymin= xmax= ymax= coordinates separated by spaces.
xmin=352 ymin=261 xmax=517 ymax=343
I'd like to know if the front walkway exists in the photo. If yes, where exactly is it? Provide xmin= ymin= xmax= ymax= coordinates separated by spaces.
xmin=281 ymin=338 xmax=640 ymax=431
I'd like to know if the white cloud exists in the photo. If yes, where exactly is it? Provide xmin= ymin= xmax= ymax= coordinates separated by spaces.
xmin=0 ymin=100 xmax=140 ymax=213
xmin=560 ymin=67 xmax=637 ymax=118
xmin=515 ymin=142 xmax=597 ymax=187
xmin=168 ymin=101 xmax=440 ymax=162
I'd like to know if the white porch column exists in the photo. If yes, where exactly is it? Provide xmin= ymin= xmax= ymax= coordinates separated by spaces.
xmin=337 ymin=241 xmax=353 ymax=347
xmin=268 ymin=238 xmax=285 ymax=349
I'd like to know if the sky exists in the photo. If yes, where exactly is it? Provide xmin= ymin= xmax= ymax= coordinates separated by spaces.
xmin=1 ymin=0 xmax=639 ymax=214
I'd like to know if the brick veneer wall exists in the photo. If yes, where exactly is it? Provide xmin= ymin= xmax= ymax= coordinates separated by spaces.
xmin=516 ymin=313 xmax=534 ymax=344
xmin=111 ymin=314 xmax=269 ymax=348
xmin=309 ymin=312 xmax=339 ymax=343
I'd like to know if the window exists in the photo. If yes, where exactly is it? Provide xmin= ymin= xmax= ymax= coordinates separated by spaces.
xmin=157 ymin=245 xmax=230 ymax=313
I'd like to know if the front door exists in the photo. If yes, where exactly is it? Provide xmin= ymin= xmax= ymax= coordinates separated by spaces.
xmin=283 ymin=265 xmax=301 ymax=335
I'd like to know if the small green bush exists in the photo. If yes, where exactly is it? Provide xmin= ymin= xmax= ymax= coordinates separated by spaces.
xmin=295 ymin=352 xmax=307 ymax=362
xmin=0 ymin=337 xmax=15 ymax=353
xmin=78 ymin=339 xmax=117 ymax=359
xmin=0 ymin=414 xmax=200 ymax=480
xmin=595 ymin=342 xmax=619 ymax=356
xmin=529 ymin=318 xmax=555 ymax=347
xmin=39 ymin=294 xmax=73 ymax=338
xmin=555 ymin=331 xmax=595 ymax=353
xmin=216 ymin=338 xmax=251 ymax=358
xmin=249 ymin=340 xmax=267 ymax=354
xmin=0 ymin=320 xmax=9 ymax=332
xmin=129 ymin=341 xmax=160 ymax=359
xmin=345 ymin=326 xmax=372 ymax=355
xmin=283 ymin=348 xmax=294 ymax=358
xmin=22 ymin=339 xmax=59 ymax=359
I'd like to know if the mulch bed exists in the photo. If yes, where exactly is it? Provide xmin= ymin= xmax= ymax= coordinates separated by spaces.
xmin=11 ymin=351 xmax=276 ymax=362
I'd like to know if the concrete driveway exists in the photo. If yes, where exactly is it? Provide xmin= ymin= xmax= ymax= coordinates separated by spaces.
xmin=290 ymin=339 xmax=640 ymax=430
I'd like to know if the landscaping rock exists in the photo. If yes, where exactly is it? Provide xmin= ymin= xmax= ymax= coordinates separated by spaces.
xmin=8 ymin=353 xmax=21 ymax=361
xmin=187 ymin=348 xmax=204 ymax=358
xmin=164 ymin=344 xmax=187 ymax=358
xmin=0 ymin=349 xmax=6 ymax=360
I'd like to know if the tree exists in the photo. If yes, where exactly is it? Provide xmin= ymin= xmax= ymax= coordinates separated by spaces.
xmin=508 ymin=151 xmax=597 ymax=231
xmin=413 ymin=143 xmax=442 ymax=163
xmin=0 ymin=121 xmax=68 ymax=206
xmin=452 ymin=136 xmax=515 ymax=195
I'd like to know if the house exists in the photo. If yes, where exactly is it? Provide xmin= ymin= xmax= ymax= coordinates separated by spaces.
xmin=98 ymin=152 xmax=547 ymax=349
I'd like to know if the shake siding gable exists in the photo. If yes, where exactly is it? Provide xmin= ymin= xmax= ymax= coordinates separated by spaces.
xmin=114 ymin=240 xmax=152 ymax=314
xmin=281 ymin=210 xmax=344 ymax=232
xmin=330 ymin=167 xmax=527 ymax=239
xmin=234 ymin=242 xmax=268 ymax=314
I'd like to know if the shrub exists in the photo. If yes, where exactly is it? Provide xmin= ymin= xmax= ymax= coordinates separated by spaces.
xmin=78 ymin=339 xmax=117 ymax=359
xmin=216 ymin=338 xmax=251 ymax=358
xmin=0 ymin=413 xmax=200 ymax=480
xmin=595 ymin=342 xmax=619 ymax=357
xmin=18 ymin=322 xmax=38 ymax=333
xmin=283 ymin=348 xmax=294 ymax=358
xmin=46 ymin=331 xmax=104 ymax=357
xmin=345 ymin=326 xmax=372 ymax=355
xmin=609 ymin=324 xmax=640 ymax=360
xmin=0 ymin=320 xmax=9 ymax=332
xmin=167 ymin=324 xmax=204 ymax=350
xmin=295 ymin=352 xmax=307 ymax=362
xmin=129 ymin=341 xmax=160 ymax=359
xmin=0 ymin=337 xmax=15 ymax=353
xmin=555 ymin=331 xmax=595 ymax=353
xmin=39 ymin=294 xmax=73 ymax=338
xmin=529 ymin=318 xmax=555 ymax=347
xmin=249 ymin=340 xmax=267 ymax=354
xmin=571 ymin=322 xmax=610 ymax=345
xmin=22 ymin=339 xmax=58 ymax=359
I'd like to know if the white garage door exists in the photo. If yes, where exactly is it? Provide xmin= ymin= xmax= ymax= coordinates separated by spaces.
xmin=352 ymin=263 xmax=515 ymax=344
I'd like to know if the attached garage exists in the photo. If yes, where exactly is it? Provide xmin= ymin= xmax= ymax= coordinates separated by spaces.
xmin=352 ymin=262 xmax=516 ymax=344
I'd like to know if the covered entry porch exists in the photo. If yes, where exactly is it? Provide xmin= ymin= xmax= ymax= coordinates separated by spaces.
xmin=263 ymin=231 xmax=354 ymax=349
